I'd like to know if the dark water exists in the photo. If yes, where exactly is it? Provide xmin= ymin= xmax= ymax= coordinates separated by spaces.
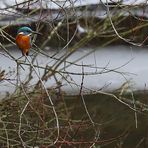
xmin=63 ymin=92 xmax=148 ymax=147
xmin=1 ymin=84 xmax=148 ymax=147
xmin=1 ymin=46 xmax=148 ymax=147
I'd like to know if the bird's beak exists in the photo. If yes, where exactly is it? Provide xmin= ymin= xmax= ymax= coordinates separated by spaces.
xmin=31 ymin=31 xmax=42 ymax=35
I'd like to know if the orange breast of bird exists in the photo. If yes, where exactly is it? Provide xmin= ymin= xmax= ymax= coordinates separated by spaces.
xmin=16 ymin=34 xmax=31 ymax=56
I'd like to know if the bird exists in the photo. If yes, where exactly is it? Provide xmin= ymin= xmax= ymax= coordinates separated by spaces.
xmin=16 ymin=26 xmax=41 ymax=56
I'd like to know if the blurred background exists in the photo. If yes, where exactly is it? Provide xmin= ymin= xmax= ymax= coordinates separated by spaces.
xmin=0 ymin=0 xmax=148 ymax=147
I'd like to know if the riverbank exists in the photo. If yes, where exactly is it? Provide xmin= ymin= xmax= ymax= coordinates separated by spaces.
xmin=0 ymin=2 xmax=148 ymax=47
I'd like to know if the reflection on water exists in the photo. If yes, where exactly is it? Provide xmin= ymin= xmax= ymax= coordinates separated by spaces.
xmin=0 ymin=45 xmax=148 ymax=98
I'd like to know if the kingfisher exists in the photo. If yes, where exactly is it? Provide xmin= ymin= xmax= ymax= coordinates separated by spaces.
xmin=16 ymin=26 xmax=40 ymax=56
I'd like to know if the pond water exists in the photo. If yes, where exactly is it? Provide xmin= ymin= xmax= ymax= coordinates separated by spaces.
xmin=64 ymin=92 xmax=148 ymax=147
xmin=1 ymin=45 xmax=148 ymax=147
xmin=0 ymin=45 xmax=148 ymax=98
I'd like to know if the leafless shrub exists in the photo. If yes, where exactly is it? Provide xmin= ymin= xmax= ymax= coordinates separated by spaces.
xmin=0 ymin=0 xmax=148 ymax=147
